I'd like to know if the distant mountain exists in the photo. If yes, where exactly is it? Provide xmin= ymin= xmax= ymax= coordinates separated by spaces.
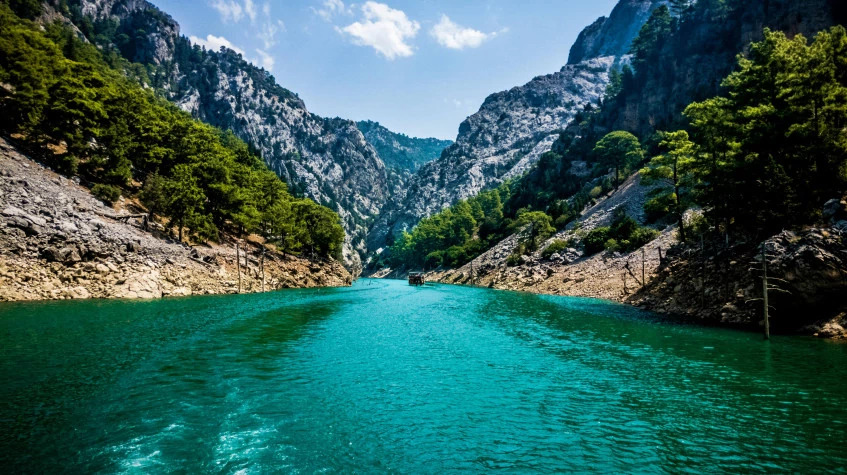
xmin=356 ymin=121 xmax=451 ymax=174
xmin=366 ymin=0 xmax=668 ymax=253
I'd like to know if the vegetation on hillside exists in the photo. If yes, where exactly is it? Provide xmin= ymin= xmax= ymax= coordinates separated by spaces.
xmin=0 ymin=5 xmax=344 ymax=259
xmin=380 ymin=4 xmax=846 ymax=272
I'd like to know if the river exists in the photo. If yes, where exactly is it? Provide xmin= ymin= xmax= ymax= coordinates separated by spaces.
xmin=1 ymin=279 xmax=845 ymax=472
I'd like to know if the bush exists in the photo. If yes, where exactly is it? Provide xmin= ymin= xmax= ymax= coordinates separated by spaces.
xmin=506 ymin=252 xmax=522 ymax=267
xmin=91 ymin=183 xmax=121 ymax=205
xmin=644 ymin=192 xmax=676 ymax=223
xmin=541 ymin=239 xmax=571 ymax=259
xmin=629 ymin=227 xmax=660 ymax=249
xmin=589 ymin=186 xmax=603 ymax=199
xmin=582 ymin=212 xmax=660 ymax=255
xmin=583 ymin=227 xmax=610 ymax=255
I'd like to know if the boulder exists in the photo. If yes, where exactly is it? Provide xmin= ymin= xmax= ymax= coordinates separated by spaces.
xmin=823 ymin=198 xmax=847 ymax=223
xmin=43 ymin=245 xmax=82 ymax=263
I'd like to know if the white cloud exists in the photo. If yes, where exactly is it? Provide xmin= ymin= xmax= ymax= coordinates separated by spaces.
xmin=257 ymin=19 xmax=286 ymax=49
xmin=245 ymin=0 xmax=258 ymax=21
xmin=430 ymin=15 xmax=500 ymax=50
xmin=189 ymin=35 xmax=276 ymax=72
xmin=211 ymin=0 xmax=244 ymax=23
xmin=189 ymin=34 xmax=246 ymax=56
xmin=339 ymin=2 xmax=419 ymax=60
xmin=313 ymin=0 xmax=351 ymax=21
xmin=255 ymin=49 xmax=275 ymax=71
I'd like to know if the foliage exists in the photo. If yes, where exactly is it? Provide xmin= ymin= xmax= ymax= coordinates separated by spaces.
xmin=583 ymin=211 xmax=659 ymax=255
xmin=3 ymin=0 xmax=40 ymax=19
xmin=684 ymin=26 xmax=847 ymax=240
xmin=593 ymin=131 xmax=644 ymax=189
xmin=91 ymin=183 xmax=121 ymax=206
xmin=541 ymin=239 xmax=572 ymax=259
xmin=629 ymin=5 xmax=673 ymax=75
xmin=0 ymin=6 xmax=344 ymax=258
xmin=509 ymin=209 xmax=555 ymax=254
xmin=640 ymin=130 xmax=697 ymax=241
xmin=386 ymin=185 xmax=511 ymax=269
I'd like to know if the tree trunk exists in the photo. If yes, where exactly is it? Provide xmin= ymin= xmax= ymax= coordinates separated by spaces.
xmin=673 ymin=160 xmax=686 ymax=242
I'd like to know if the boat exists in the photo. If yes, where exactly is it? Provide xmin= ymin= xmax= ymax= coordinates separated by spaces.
xmin=408 ymin=272 xmax=425 ymax=286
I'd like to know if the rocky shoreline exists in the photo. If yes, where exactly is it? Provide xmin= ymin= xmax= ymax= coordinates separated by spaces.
xmin=0 ymin=137 xmax=351 ymax=302
xmin=374 ymin=175 xmax=847 ymax=339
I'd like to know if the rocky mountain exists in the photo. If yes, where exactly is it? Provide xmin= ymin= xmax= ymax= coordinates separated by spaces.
xmin=597 ymin=0 xmax=841 ymax=138
xmin=568 ymin=0 xmax=669 ymax=64
xmin=356 ymin=121 xmax=451 ymax=174
xmin=49 ymin=0 xmax=388 ymax=269
xmin=356 ymin=120 xmax=451 ymax=204
xmin=366 ymin=0 xmax=668 ymax=253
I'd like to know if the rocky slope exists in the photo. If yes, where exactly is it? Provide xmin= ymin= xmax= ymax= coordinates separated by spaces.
xmin=424 ymin=173 xmax=673 ymax=300
xmin=356 ymin=120 xmax=452 ymax=204
xmin=367 ymin=0 xmax=669 ymax=253
xmin=0 ymin=137 xmax=351 ymax=302
xmin=50 ymin=0 xmax=389 ymax=269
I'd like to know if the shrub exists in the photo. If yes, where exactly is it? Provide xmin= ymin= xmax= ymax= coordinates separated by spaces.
xmin=91 ymin=183 xmax=121 ymax=205
xmin=583 ymin=227 xmax=610 ymax=255
xmin=629 ymin=227 xmax=660 ymax=249
xmin=541 ymin=239 xmax=571 ymax=259
xmin=589 ymin=186 xmax=603 ymax=199
xmin=604 ymin=238 xmax=620 ymax=252
xmin=506 ymin=252 xmax=522 ymax=267
xmin=644 ymin=192 xmax=676 ymax=223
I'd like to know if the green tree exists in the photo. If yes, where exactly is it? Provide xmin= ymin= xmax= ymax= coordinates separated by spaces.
xmin=511 ymin=210 xmax=555 ymax=252
xmin=640 ymin=130 xmax=697 ymax=242
xmin=593 ymin=131 xmax=644 ymax=189
xmin=163 ymin=164 xmax=205 ymax=242
xmin=629 ymin=5 xmax=673 ymax=74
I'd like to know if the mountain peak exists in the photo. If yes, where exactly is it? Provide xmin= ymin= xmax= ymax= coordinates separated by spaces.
xmin=568 ymin=0 xmax=669 ymax=64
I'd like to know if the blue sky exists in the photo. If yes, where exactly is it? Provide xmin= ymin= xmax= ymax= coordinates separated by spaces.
xmin=151 ymin=0 xmax=619 ymax=140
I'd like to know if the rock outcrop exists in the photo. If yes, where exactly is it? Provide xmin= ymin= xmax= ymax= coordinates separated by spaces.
xmin=0 ymin=137 xmax=351 ymax=302
xmin=356 ymin=120 xmax=452 ymax=205
xmin=628 ymin=225 xmax=847 ymax=338
xmin=568 ymin=0 xmax=668 ymax=64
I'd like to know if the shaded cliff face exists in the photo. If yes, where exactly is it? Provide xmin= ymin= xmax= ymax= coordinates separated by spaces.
xmin=62 ymin=0 xmax=389 ymax=269
xmin=598 ymin=0 xmax=839 ymax=138
xmin=367 ymin=0 xmax=667 ymax=253
xmin=568 ymin=0 xmax=668 ymax=64
xmin=356 ymin=121 xmax=451 ymax=174
xmin=356 ymin=121 xmax=452 ymax=205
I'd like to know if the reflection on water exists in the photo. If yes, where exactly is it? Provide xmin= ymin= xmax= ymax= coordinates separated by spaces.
xmin=0 ymin=279 xmax=845 ymax=472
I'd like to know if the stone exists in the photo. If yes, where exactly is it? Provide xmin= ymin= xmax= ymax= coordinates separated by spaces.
xmin=43 ymin=245 xmax=82 ymax=263
xmin=822 ymin=198 xmax=847 ymax=222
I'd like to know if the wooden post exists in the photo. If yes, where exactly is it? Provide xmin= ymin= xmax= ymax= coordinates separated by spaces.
xmin=658 ymin=246 xmax=664 ymax=265
xmin=261 ymin=247 xmax=265 ymax=293
xmin=641 ymin=248 xmax=646 ymax=287
xmin=236 ymin=242 xmax=242 ymax=294
xmin=762 ymin=242 xmax=770 ymax=340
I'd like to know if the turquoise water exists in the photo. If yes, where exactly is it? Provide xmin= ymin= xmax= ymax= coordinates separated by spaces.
xmin=0 ymin=279 xmax=846 ymax=472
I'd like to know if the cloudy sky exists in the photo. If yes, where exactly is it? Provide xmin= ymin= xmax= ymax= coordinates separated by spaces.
xmin=151 ymin=0 xmax=618 ymax=140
